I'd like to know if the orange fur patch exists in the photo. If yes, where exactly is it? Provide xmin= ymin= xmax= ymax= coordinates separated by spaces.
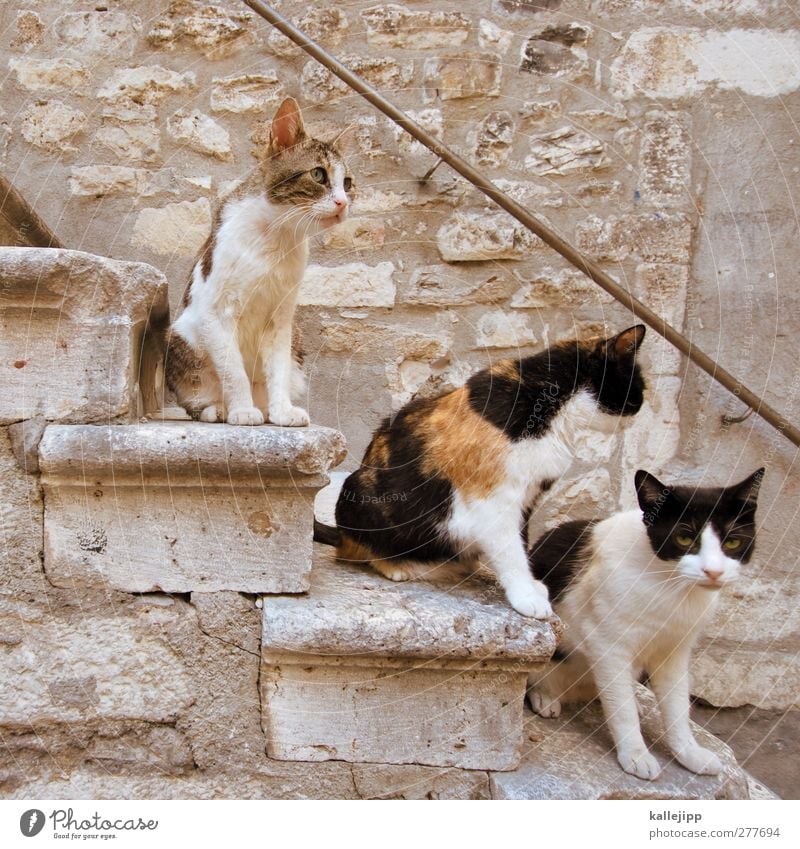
xmin=489 ymin=359 xmax=520 ymax=381
xmin=337 ymin=533 xmax=375 ymax=563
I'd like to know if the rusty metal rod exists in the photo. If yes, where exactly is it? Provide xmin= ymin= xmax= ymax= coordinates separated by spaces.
xmin=243 ymin=0 xmax=800 ymax=450
xmin=1 ymin=174 xmax=63 ymax=249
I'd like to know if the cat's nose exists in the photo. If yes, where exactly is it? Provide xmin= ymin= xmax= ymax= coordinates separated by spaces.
xmin=333 ymin=196 xmax=347 ymax=208
xmin=703 ymin=567 xmax=724 ymax=581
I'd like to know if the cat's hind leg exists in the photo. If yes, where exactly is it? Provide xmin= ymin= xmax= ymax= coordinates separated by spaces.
xmin=371 ymin=559 xmax=428 ymax=582
xmin=528 ymin=652 xmax=596 ymax=718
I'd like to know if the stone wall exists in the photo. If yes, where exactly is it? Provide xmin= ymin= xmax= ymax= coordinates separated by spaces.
xmin=1 ymin=0 xmax=798 ymax=722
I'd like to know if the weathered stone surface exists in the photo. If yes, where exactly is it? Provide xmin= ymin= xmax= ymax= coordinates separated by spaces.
xmin=20 ymin=100 xmax=86 ymax=152
xmin=11 ymin=10 xmax=44 ymax=50
xmin=425 ymin=53 xmax=502 ymax=100
xmin=131 ymin=198 xmax=211 ymax=257
xmin=54 ymin=10 xmax=140 ymax=58
xmin=351 ymin=763 xmax=490 ymax=800
xmin=39 ymin=422 xmax=346 ymax=594
xmin=519 ymin=99 xmax=561 ymax=123
xmin=94 ymin=122 xmax=160 ymax=163
xmin=261 ymin=550 xmax=555 ymax=770
xmin=147 ymin=1 xmax=256 ymax=60
xmin=69 ymin=166 xmax=180 ymax=198
xmin=97 ymin=66 xmax=196 ymax=105
xmin=473 ymin=111 xmax=515 ymax=166
xmin=492 ymin=692 xmax=749 ymax=799
xmin=511 ymin=266 xmax=615 ymax=308
xmin=301 ymin=56 xmax=413 ymax=104
xmin=403 ymin=267 xmax=516 ymax=307
xmin=266 ymin=8 xmax=349 ymax=57
xmin=526 ymin=126 xmax=606 ymax=176
xmin=298 ymin=262 xmax=395 ymax=307
xmin=167 ymin=109 xmax=231 ymax=160
xmin=361 ymin=5 xmax=471 ymax=49
xmin=576 ymin=213 xmax=692 ymax=264
xmin=319 ymin=218 xmax=386 ymax=251
xmin=520 ymin=23 xmax=591 ymax=78
xmin=437 ymin=212 xmax=541 ymax=262
xmin=479 ymin=18 xmax=513 ymax=54
xmin=0 ymin=248 xmax=168 ymax=424
xmin=321 ymin=320 xmax=452 ymax=362
xmin=210 ymin=73 xmax=283 ymax=113
xmin=475 ymin=311 xmax=537 ymax=349
xmin=611 ymin=28 xmax=800 ymax=99
xmin=8 ymin=57 xmax=89 ymax=92
xmin=639 ymin=112 xmax=692 ymax=207
xmin=6 ymin=417 xmax=47 ymax=474
xmin=631 ymin=263 xmax=689 ymax=376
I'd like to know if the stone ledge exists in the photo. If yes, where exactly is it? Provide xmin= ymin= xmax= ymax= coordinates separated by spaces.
xmin=261 ymin=548 xmax=556 ymax=771
xmin=38 ymin=423 xmax=346 ymax=594
xmin=492 ymin=690 xmax=749 ymax=800
xmin=0 ymin=247 xmax=168 ymax=423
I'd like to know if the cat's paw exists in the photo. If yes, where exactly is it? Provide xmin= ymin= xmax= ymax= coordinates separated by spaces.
xmin=372 ymin=561 xmax=417 ymax=582
xmin=227 ymin=406 xmax=265 ymax=426
xmin=529 ymin=689 xmax=561 ymax=718
xmin=268 ymin=404 xmax=310 ymax=427
xmin=199 ymin=405 xmax=222 ymax=423
xmin=506 ymin=585 xmax=553 ymax=619
xmin=674 ymin=745 xmax=722 ymax=776
xmin=617 ymin=747 xmax=662 ymax=781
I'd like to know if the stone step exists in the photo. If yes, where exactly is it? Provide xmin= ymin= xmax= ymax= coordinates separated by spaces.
xmin=492 ymin=688 xmax=749 ymax=799
xmin=261 ymin=545 xmax=558 ymax=772
xmin=0 ymin=247 xmax=168 ymax=424
xmin=39 ymin=422 xmax=346 ymax=594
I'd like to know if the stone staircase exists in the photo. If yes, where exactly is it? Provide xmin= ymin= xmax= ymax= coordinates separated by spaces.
xmin=0 ymin=246 xmax=754 ymax=799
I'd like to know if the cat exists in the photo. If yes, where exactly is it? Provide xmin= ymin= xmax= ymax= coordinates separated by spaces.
xmin=165 ymin=97 xmax=353 ymax=426
xmin=526 ymin=466 xmax=764 ymax=780
xmin=314 ymin=324 xmax=647 ymax=618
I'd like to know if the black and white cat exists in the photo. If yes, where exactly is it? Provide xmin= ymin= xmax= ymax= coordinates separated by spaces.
xmin=527 ymin=467 xmax=764 ymax=779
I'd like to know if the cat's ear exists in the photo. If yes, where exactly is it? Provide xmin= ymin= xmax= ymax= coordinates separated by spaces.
xmin=635 ymin=469 xmax=669 ymax=513
xmin=270 ymin=97 xmax=306 ymax=152
xmin=728 ymin=467 xmax=765 ymax=507
xmin=605 ymin=325 xmax=646 ymax=360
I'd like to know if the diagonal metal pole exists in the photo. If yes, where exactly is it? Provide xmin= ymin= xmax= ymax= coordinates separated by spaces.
xmin=244 ymin=0 xmax=800 ymax=450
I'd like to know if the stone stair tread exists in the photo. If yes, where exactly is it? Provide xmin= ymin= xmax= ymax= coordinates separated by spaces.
xmin=262 ymin=544 xmax=557 ymax=662
xmin=491 ymin=688 xmax=749 ymax=799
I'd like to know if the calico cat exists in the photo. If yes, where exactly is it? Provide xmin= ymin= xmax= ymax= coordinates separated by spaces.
xmin=527 ymin=467 xmax=764 ymax=780
xmin=314 ymin=325 xmax=647 ymax=618
xmin=165 ymin=97 xmax=353 ymax=426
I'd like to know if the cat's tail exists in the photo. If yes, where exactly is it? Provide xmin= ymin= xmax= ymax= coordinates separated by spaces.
xmin=313 ymin=520 xmax=340 ymax=547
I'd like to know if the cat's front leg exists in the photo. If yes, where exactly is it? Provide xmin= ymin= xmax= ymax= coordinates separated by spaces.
xmin=650 ymin=648 xmax=722 ymax=776
xmin=588 ymin=651 xmax=662 ymax=780
xmin=262 ymin=304 xmax=309 ymax=427
xmin=203 ymin=316 xmax=263 ymax=426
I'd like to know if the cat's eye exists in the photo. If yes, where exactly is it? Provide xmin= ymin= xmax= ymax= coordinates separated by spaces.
xmin=723 ymin=538 xmax=742 ymax=550
xmin=343 ymin=176 xmax=353 ymax=192
xmin=310 ymin=167 xmax=328 ymax=184
xmin=675 ymin=533 xmax=694 ymax=547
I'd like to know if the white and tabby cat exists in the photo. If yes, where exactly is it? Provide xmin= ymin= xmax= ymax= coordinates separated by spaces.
xmin=527 ymin=467 xmax=764 ymax=779
xmin=165 ymin=97 xmax=353 ymax=426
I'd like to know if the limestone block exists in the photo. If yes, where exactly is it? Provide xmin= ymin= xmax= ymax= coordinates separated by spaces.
xmin=20 ymin=101 xmax=87 ymax=153
xmin=97 ymin=66 xmax=196 ymax=106
xmin=94 ymin=122 xmax=160 ymax=163
xmin=360 ymin=5 xmax=471 ymax=49
xmin=11 ymin=10 xmax=44 ymax=50
xmin=267 ymin=8 xmax=349 ymax=57
xmin=8 ymin=57 xmax=90 ymax=92
xmin=611 ymin=28 xmax=800 ymax=99
xmin=54 ymin=10 xmax=140 ymax=59
xmin=321 ymin=320 xmax=452 ymax=361
xmin=478 ymin=19 xmax=513 ymax=54
xmin=167 ymin=109 xmax=232 ymax=160
xmin=302 ymin=56 xmax=413 ymax=104
xmin=147 ymin=1 xmax=256 ymax=59
xmin=319 ymin=218 xmax=386 ymax=251
xmin=525 ymin=126 xmax=606 ymax=176
xmin=0 ymin=248 xmax=168 ymax=424
xmin=475 ymin=311 xmax=537 ymax=349
xmin=520 ymin=23 xmax=591 ymax=78
xmin=261 ymin=552 xmax=556 ymax=770
xmin=492 ymin=693 xmax=749 ymax=799
xmin=519 ymin=100 xmax=561 ymax=124
xmin=298 ymin=262 xmax=395 ymax=307
xmin=39 ymin=422 xmax=346 ymax=595
xmin=131 ymin=198 xmax=211 ymax=257
xmin=403 ymin=266 xmax=516 ymax=307
xmin=69 ymin=166 xmax=180 ymax=199
xmin=437 ymin=212 xmax=542 ymax=262
xmin=639 ymin=112 xmax=692 ymax=207
xmin=472 ymin=111 xmax=515 ymax=167
xmin=210 ymin=73 xmax=283 ymax=113
xmin=576 ymin=213 xmax=692 ymax=264
xmin=511 ymin=266 xmax=615 ymax=309
xmin=425 ymin=53 xmax=502 ymax=100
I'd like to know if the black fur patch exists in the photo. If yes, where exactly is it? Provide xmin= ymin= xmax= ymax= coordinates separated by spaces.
xmin=529 ymin=519 xmax=597 ymax=601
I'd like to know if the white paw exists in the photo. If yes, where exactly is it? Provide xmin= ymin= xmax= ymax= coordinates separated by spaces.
xmin=529 ymin=689 xmax=561 ymax=718
xmin=674 ymin=745 xmax=722 ymax=776
xmin=199 ymin=405 xmax=221 ymax=423
xmin=617 ymin=747 xmax=662 ymax=781
xmin=268 ymin=404 xmax=310 ymax=427
xmin=375 ymin=563 xmax=416 ymax=582
xmin=507 ymin=585 xmax=553 ymax=619
xmin=226 ymin=406 xmax=264 ymax=426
